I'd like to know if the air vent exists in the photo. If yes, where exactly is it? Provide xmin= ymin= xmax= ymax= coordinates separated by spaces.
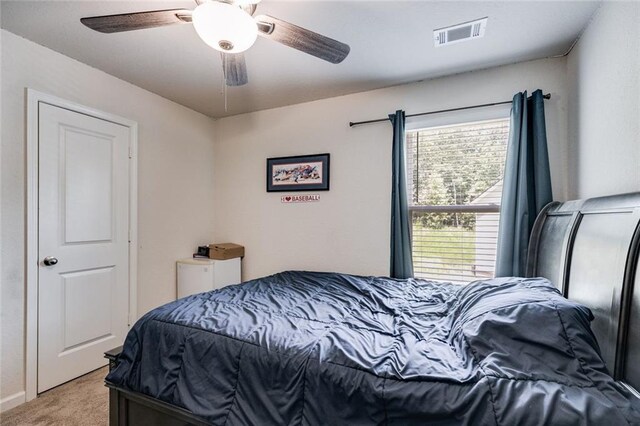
xmin=434 ymin=17 xmax=488 ymax=47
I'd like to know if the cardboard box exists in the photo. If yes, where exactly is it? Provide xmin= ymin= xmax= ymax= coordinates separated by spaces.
xmin=209 ymin=243 xmax=244 ymax=260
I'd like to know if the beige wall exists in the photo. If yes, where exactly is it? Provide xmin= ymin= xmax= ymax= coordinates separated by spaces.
xmin=214 ymin=57 xmax=569 ymax=282
xmin=566 ymin=2 xmax=640 ymax=199
xmin=1 ymin=30 xmax=216 ymax=404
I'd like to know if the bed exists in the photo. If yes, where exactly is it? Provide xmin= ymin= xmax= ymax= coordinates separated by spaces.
xmin=105 ymin=192 xmax=640 ymax=425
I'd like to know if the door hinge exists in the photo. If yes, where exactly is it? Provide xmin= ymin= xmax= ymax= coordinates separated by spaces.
xmin=128 ymin=228 xmax=132 ymax=243
xmin=128 ymin=144 xmax=133 ymax=159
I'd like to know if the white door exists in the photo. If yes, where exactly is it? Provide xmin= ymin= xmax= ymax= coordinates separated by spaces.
xmin=38 ymin=103 xmax=130 ymax=392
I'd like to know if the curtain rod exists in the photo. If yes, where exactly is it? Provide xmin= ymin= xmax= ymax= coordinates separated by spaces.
xmin=348 ymin=93 xmax=551 ymax=128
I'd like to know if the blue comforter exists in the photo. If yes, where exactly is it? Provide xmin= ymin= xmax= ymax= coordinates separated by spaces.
xmin=107 ymin=271 xmax=640 ymax=425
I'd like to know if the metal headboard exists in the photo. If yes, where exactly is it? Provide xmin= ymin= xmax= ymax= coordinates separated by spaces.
xmin=527 ymin=192 xmax=640 ymax=394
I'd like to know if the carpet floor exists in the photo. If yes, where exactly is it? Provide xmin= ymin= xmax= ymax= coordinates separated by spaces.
xmin=1 ymin=366 xmax=108 ymax=426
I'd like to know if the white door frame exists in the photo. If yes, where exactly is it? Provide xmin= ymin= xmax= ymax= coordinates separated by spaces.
xmin=25 ymin=88 xmax=138 ymax=402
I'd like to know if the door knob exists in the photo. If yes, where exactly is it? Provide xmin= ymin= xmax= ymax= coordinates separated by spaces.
xmin=43 ymin=256 xmax=58 ymax=266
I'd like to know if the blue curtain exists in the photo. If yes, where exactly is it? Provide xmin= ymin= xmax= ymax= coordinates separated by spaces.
xmin=389 ymin=110 xmax=414 ymax=279
xmin=495 ymin=90 xmax=553 ymax=277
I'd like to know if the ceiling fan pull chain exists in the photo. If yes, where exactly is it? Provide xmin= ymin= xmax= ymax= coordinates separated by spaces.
xmin=223 ymin=53 xmax=227 ymax=88
xmin=223 ymin=54 xmax=228 ymax=112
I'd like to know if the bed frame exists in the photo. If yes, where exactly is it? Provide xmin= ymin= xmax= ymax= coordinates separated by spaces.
xmin=105 ymin=191 xmax=640 ymax=424
xmin=526 ymin=191 xmax=640 ymax=397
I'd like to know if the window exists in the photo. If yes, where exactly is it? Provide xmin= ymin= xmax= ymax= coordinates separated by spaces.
xmin=406 ymin=118 xmax=510 ymax=283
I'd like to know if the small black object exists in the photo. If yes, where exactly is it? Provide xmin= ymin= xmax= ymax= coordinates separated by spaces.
xmin=104 ymin=346 xmax=123 ymax=372
xmin=196 ymin=246 xmax=210 ymax=257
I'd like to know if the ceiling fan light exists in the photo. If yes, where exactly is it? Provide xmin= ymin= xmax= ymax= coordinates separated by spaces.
xmin=192 ymin=2 xmax=257 ymax=54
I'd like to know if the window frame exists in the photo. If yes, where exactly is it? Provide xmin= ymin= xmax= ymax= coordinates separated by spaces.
xmin=404 ymin=103 xmax=511 ymax=132
xmin=405 ymin=105 xmax=511 ymax=282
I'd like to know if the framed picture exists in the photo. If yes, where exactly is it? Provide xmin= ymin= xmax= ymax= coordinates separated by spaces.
xmin=266 ymin=153 xmax=330 ymax=192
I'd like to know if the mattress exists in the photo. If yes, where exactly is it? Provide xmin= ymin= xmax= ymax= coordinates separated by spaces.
xmin=106 ymin=271 xmax=640 ymax=425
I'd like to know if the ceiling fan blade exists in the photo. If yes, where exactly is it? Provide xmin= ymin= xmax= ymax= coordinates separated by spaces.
xmin=241 ymin=4 xmax=258 ymax=16
xmin=255 ymin=15 xmax=350 ymax=64
xmin=81 ymin=9 xmax=192 ymax=34
xmin=222 ymin=53 xmax=249 ymax=86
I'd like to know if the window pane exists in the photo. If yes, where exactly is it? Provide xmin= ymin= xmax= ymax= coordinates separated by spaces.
xmin=407 ymin=118 xmax=509 ymax=283
xmin=411 ymin=211 xmax=500 ymax=283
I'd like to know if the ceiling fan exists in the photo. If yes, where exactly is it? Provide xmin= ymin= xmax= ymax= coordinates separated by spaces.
xmin=80 ymin=0 xmax=351 ymax=87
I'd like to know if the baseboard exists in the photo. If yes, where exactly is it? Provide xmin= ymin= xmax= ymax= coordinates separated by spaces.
xmin=0 ymin=391 xmax=26 ymax=413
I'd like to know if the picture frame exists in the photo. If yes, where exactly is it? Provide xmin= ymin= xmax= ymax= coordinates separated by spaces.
xmin=266 ymin=153 xmax=330 ymax=192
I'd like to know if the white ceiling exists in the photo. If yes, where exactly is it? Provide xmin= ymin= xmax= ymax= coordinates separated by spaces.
xmin=1 ymin=1 xmax=600 ymax=118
